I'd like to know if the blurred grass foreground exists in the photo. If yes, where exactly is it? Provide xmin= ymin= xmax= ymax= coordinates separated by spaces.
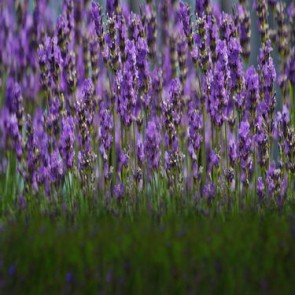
xmin=1 ymin=213 xmax=295 ymax=294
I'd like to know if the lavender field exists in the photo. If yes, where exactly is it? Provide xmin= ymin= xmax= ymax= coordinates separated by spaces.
xmin=0 ymin=0 xmax=295 ymax=293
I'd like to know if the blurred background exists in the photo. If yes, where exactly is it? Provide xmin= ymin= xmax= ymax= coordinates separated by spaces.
xmin=34 ymin=0 xmax=291 ymax=71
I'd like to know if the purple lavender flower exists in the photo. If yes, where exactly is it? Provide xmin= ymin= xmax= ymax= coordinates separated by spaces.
xmin=238 ymin=120 xmax=253 ymax=185
xmin=46 ymin=96 xmax=61 ymax=138
xmin=228 ymin=37 xmax=244 ymax=93
xmin=168 ymin=79 xmax=182 ymax=126
xmin=245 ymin=66 xmax=260 ymax=113
xmin=91 ymin=1 xmax=103 ymax=46
xmin=116 ymin=13 xmax=127 ymax=61
xmin=203 ymin=181 xmax=215 ymax=200
xmin=113 ymin=182 xmax=124 ymax=200
xmin=257 ymin=177 xmax=265 ymax=200
xmin=193 ymin=15 xmax=210 ymax=72
xmin=59 ymin=115 xmax=75 ymax=169
xmin=64 ymin=50 xmax=77 ymax=95
xmin=136 ymin=138 xmax=145 ymax=165
xmin=107 ymin=0 xmax=119 ymax=16
xmin=228 ymin=136 xmax=238 ymax=166
xmin=56 ymin=15 xmax=70 ymax=59
xmin=49 ymin=148 xmax=63 ymax=184
xmin=209 ymin=150 xmax=220 ymax=170
xmin=136 ymin=37 xmax=150 ymax=98
xmin=254 ymin=115 xmax=269 ymax=167
xmin=177 ymin=31 xmax=188 ymax=86
xmin=82 ymin=78 xmax=95 ymax=126
xmin=118 ymin=149 xmax=129 ymax=174
xmin=38 ymin=41 xmax=50 ymax=92
xmin=145 ymin=120 xmax=161 ymax=170
xmin=220 ymin=12 xmax=236 ymax=42
xmin=255 ymin=0 xmax=269 ymax=43
xmin=208 ymin=40 xmax=230 ymax=127
xmin=195 ymin=0 xmax=210 ymax=16
xmin=116 ymin=39 xmax=138 ymax=125
xmin=236 ymin=3 xmax=251 ymax=59
xmin=257 ymin=41 xmax=276 ymax=117
xmin=207 ymin=14 xmax=218 ymax=63
xmin=286 ymin=48 xmax=295 ymax=84
xmin=48 ymin=37 xmax=63 ymax=87
xmin=0 ymin=108 xmax=22 ymax=159
xmin=143 ymin=2 xmax=157 ymax=56
xmin=98 ymin=105 xmax=113 ymax=162
xmin=178 ymin=1 xmax=191 ymax=38
xmin=266 ymin=162 xmax=282 ymax=195
xmin=188 ymin=109 xmax=203 ymax=161
xmin=76 ymin=94 xmax=96 ymax=190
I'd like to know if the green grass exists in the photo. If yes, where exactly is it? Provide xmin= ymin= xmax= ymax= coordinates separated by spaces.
xmin=1 ymin=212 xmax=295 ymax=294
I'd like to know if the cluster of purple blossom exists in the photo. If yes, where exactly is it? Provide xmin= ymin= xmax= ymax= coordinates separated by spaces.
xmin=0 ymin=0 xmax=294 ymax=206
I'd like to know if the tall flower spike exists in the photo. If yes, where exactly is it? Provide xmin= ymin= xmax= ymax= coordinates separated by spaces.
xmin=12 ymin=82 xmax=24 ymax=131
xmin=179 ymin=1 xmax=193 ymax=49
xmin=136 ymin=37 xmax=150 ymax=97
xmin=208 ymin=40 xmax=230 ymax=127
xmin=193 ymin=15 xmax=210 ymax=72
xmin=145 ymin=120 xmax=161 ymax=170
xmin=143 ymin=1 xmax=157 ymax=57
xmin=82 ymin=78 xmax=95 ymax=127
xmin=38 ymin=41 xmax=50 ymax=93
xmin=76 ymin=96 xmax=96 ymax=191
xmin=254 ymin=115 xmax=269 ymax=167
xmin=98 ymin=102 xmax=113 ymax=163
xmin=245 ymin=66 xmax=260 ymax=114
xmin=188 ymin=108 xmax=203 ymax=163
xmin=48 ymin=37 xmax=63 ymax=89
xmin=238 ymin=119 xmax=253 ymax=186
xmin=255 ymin=0 xmax=269 ymax=44
xmin=177 ymin=31 xmax=188 ymax=86
xmin=91 ymin=1 xmax=104 ymax=49
xmin=258 ymin=40 xmax=276 ymax=117
xmin=195 ymin=0 xmax=210 ymax=16
xmin=56 ymin=14 xmax=70 ymax=59
xmin=90 ymin=35 xmax=100 ymax=87
xmin=64 ymin=50 xmax=77 ymax=97
xmin=59 ymin=115 xmax=75 ymax=170
xmin=236 ymin=2 xmax=251 ymax=59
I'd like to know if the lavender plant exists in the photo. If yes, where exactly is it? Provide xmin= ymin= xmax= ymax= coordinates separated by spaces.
xmin=0 ymin=0 xmax=294 ymax=213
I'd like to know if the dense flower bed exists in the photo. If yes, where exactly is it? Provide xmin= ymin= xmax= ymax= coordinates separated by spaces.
xmin=0 ymin=0 xmax=294 ymax=211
